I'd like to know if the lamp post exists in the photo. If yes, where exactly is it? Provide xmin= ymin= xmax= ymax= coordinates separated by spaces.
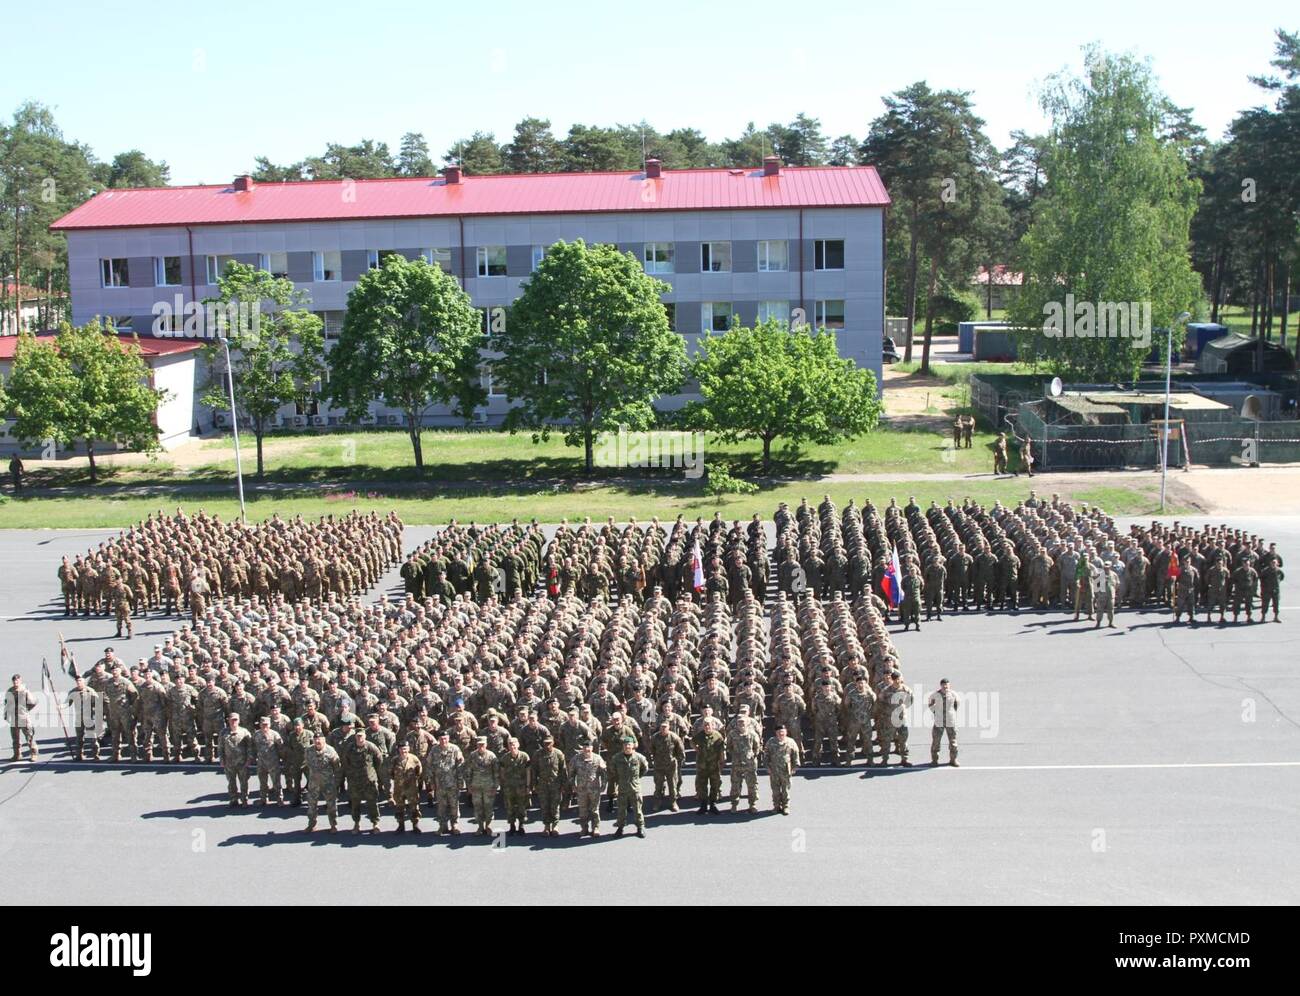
xmin=1160 ymin=312 xmax=1192 ymax=512
xmin=217 ymin=336 xmax=246 ymax=522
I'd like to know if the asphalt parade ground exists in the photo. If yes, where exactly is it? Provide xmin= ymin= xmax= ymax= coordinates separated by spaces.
xmin=2 ymin=517 xmax=1297 ymax=905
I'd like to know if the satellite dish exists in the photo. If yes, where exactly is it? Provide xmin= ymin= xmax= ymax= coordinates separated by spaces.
xmin=1049 ymin=376 xmax=1063 ymax=398
xmin=1241 ymin=395 xmax=1263 ymax=420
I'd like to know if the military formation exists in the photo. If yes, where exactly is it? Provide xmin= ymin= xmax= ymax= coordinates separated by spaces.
xmin=56 ymin=509 xmax=403 ymax=631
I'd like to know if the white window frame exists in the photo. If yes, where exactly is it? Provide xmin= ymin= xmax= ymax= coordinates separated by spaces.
xmin=366 ymin=249 xmax=381 ymax=270
xmin=107 ymin=315 xmax=133 ymax=332
xmin=423 ymin=248 xmax=452 ymax=272
xmin=261 ymin=252 xmax=289 ymax=279
xmin=758 ymin=300 xmax=790 ymax=325
xmin=477 ymin=245 xmax=507 ymax=277
xmin=643 ymin=242 xmax=674 ymax=274
xmin=701 ymin=301 xmax=732 ymax=333
xmin=205 ymin=254 xmax=238 ymax=285
xmin=701 ymin=241 xmax=732 ymax=273
xmin=531 ymin=245 xmax=547 ymax=271
xmin=313 ymin=251 xmax=341 ymax=282
xmin=757 ymin=240 xmax=789 ymax=272
xmin=814 ymin=299 xmax=845 ymax=329
xmin=480 ymin=364 xmax=506 ymax=398
xmin=814 ymin=239 xmax=845 ymax=271
xmin=154 ymin=256 xmax=182 ymax=287
xmin=100 ymin=258 xmax=129 ymax=288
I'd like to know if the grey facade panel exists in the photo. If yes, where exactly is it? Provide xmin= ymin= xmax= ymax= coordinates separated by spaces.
xmin=397 ymin=247 xmax=424 ymax=261
xmin=506 ymin=244 xmax=532 ymax=277
xmin=617 ymin=242 xmax=642 ymax=262
xmin=731 ymin=240 xmax=756 ymax=273
xmin=461 ymin=246 xmax=477 ymax=277
xmin=450 ymin=247 xmax=465 ymax=280
xmin=287 ymin=251 xmax=314 ymax=283
xmin=341 ymin=249 xmax=370 ymax=281
xmin=232 ymin=252 xmax=261 ymax=268
xmin=799 ymin=239 xmax=815 ymax=272
xmin=675 ymin=241 xmax=700 ymax=274
xmin=128 ymin=257 xmax=154 ymax=288
xmin=733 ymin=301 xmax=758 ymax=328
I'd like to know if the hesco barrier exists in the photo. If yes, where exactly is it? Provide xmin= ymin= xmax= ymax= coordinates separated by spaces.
xmin=1015 ymin=402 xmax=1300 ymax=469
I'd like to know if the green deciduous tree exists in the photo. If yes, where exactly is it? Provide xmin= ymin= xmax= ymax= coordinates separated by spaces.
xmin=4 ymin=322 xmax=164 ymax=482
xmin=199 ymin=262 xmax=324 ymax=478
xmin=491 ymin=239 xmax=687 ymax=473
xmin=1009 ymin=48 xmax=1203 ymax=381
xmin=689 ymin=319 xmax=882 ymax=473
xmin=326 ymin=255 xmax=484 ymax=469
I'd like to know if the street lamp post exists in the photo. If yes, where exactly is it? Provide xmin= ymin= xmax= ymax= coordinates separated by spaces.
xmin=1160 ymin=312 xmax=1192 ymax=513
xmin=218 ymin=336 xmax=247 ymax=522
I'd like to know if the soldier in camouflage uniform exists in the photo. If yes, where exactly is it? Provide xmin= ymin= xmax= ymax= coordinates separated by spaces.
xmin=1173 ymin=557 xmax=1200 ymax=625
xmin=533 ymin=734 xmax=566 ymax=836
xmin=341 ymin=729 xmax=384 ymax=834
xmin=253 ymin=716 xmax=285 ymax=804
xmin=611 ymin=737 xmax=649 ymax=837
xmin=927 ymin=679 xmax=960 ymax=766
xmin=167 ymin=676 xmax=198 ymax=762
xmin=1258 ymin=544 xmax=1283 ymax=622
xmin=105 ymin=666 xmax=139 ymax=762
xmin=726 ymin=705 xmax=762 ymax=811
xmin=1205 ymin=556 xmax=1229 ymax=624
xmin=568 ymin=742 xmax=608 ymax=836
xmin=284 ymin=718 xmax=312 ymax=805
xmin=695 ymin=725 xmax=725 ymax=814
xmin=1232 ymin=557 xmax=1259 ymax=623
xmin=650 ymin=719 xmax=685 ymax=813
xmin=763 ymin=724 xmax=801 ymax=815
xmin=218 ymin=713 xmax=253 ymax=806
xmin=878 ymin=670 xmax=914 ymax=767
xmin=429 ymin=732 xmax=466 ymax=835
xmin=304 ymin=733 xmax=341 ymax=832
xmin=390 ymin=741 xmax=424 ymax=833
xmin=841 ymin=675 xmax=876 ymax=765
xmin=499 ymin=737 xmax=531 ymax=835
xmin=136 ymin=671 xmax=170 ymax=762
xmin=465 ymin=737 xmax=500 ymax=836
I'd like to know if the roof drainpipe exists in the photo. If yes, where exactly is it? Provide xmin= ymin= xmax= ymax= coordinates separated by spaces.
xmin=798 ymin=208 xmax=805 ymax=319
xmin=458 ymin=216 xmax=466 ymax=286
xmin=186 ymin=226 xmax=198 ymax=336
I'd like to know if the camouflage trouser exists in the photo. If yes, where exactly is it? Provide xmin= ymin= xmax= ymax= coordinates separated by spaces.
xmin=257 ymin=761 xmax=283 ymax=802
xmin=1206 ymin=588 xmax=1227 ymax=620
xmin=470 ymin=786 xmax=496 ymax=829
xmin=881 ymin=723 xmax=909 ymax=763
xmin=435 ymin=779 xmax=460 ymax=828
xmin=1260 ymin=583 xmax=1280 ymax=618
xmin=931 ymin=725 xmax=958 ymax=762
xmin=1093 ymin=591 xmax=1114 ymax=627
xmin=615 ymin=787 xmax=644 ymax=829
xmin=1175 ymin=589 xmax=1197 ymax=620
xmin=164 ymin=587 xmax=181 ymax=615
xmin=537 ymin=785 xmax=562 ymax=829
xmin=576 ymin=788 xmax=602 ymax=832
xmin=812 ymin=718 xmax=841 ymax=764
xmin=139 ymin=717 xmax=168 ymax=759
xmin=201 ymin=719 xmax=223 ymax=761
xmin=653 ymin=764 xmax=679 ymax=807
xmin=844 ymin=719 xmax=872 ymax=760
xmin=169 ymin=719 xmax=196 ymax=759
xmin=393 ymin=784 xmax=421 ymax=826
xmin=10 ymin=723 xmax=36 ymax=758
xmin=224 ymin=764 xmax=249 ymax=803
xmin=108 ymin=712 xmax=135 ymax=758
xmin=349 ymin=779 xmax=380 ymax=825
xmin=697 ymin=765 xmax=721 ymax=805
xmin=62 ymin=585 xmax=77 ymax=615
xmin=1073 ymin=580 xmax=1092 ymax=617
xmin=504 ymin=786 xmax=528 ymax=824
xmin=769 ymin=772 xmax=792 ymax=810
xmin=729 ymin=761 xmax=758 ymax=804
xmin=1232 ymin=590 xmax=1255 ymax=618
xmin=307 ymin=783 xmax=338 ymax=828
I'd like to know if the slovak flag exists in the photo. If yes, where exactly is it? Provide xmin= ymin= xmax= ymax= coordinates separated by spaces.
xmin=691 ymin=540 xmax=705 ymax=593
xmin=881 ymin=547 xmax=902 ymax=607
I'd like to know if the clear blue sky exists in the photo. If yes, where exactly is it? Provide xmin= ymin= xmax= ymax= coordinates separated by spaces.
xmin=5 ymin=0 xmax=1294 ymax=184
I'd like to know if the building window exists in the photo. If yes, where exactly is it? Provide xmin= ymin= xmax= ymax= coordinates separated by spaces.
xmin=480 ymin=305 xmax=508 ymax=344
xmin=757 ymin=240 xmax=788 ymax=272
xmin=423 ymin=248 xmax=452 ymax=272
xmin=100 ymin=258 xmax=129 ymax=288
xmin=814 ymin=299 xmax=845 ymax=329
xmin=294 ymin=396 xmax=320 ymax=417
xmin=758 ymin=300 xmax=790 ymax=325
xmin=313 ymin=251 xmax=341 ymax=282
xmin=107 ymin=315 xmax=133 ymax=332
xmin=366 ymin=250 xmax=381 ymax=270
xmin=479 ymin=365 xmax=505 ymax=398
xmin=206 ymin=254 xmax=238 ymax=285
xmin=664 ymin=302 xmax=676 ymax=331
xmin=477 ymin=246 xmax=507 ymax=277
xmin=260 ymin=252 xmax=289 ymax=279
xmin=644 ymin=242 xmax=674 ymax=274
xmin=531 ymin=245 xmax=547 ymax=271
xmin=154 ymin=256 xmax=182 ymax=287
xmin=702 ymin=302 xmax=732 ymax=333
xmin=316 ymin=310 xmax=345 ymax=340
xmin=814 ymin=239 xmax=845 ymax=271
xmin=701 ymin=242 xmax=732 ymax=273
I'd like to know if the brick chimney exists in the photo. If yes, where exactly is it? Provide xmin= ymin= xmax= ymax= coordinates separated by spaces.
xmin=645 ymin=158 xmax=662 ymax=179
xmin=762 ymin=156 xmax=781 ymax=177
xmin=233 ymin=174 xmax=254 ymax=192
xmin=444 ymin=163 xmax=463 ymax=184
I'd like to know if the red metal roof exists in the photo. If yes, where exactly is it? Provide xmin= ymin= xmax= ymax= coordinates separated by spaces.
xmin=50 ymin=166 xmax=890 ymax=231
xmin=0 ymin=333 xmax=202 ymax=360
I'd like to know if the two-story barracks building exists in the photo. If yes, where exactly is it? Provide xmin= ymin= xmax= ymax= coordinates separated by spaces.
xmin=51 ymin=156 xmax=889 ymax=430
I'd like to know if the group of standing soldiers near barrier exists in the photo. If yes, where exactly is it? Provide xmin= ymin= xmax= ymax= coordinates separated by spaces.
xmin=56 ymin=509 xmax=404 ymax=634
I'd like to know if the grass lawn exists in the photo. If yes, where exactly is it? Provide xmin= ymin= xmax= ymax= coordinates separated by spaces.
xmin=0 ymin=474 xmax=1188 ymax=530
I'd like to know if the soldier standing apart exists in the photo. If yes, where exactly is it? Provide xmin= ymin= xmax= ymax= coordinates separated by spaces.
xmin=569 ymin=742 xmax=608 ymax=837
xmin=611 ymin=737 xmax=649 ymax=838
xmin=390 ymin=742 xmax=424 ymax=834
xmin=1092 ymin=560 xmax=1119 ymax=629
xmin=1257 ymin=544 xmax=1283 ymax=623
xmin=5 ymin=674 xmax=38 ymax=762
xmin=993 ymin=432 xmax=1008 ymax=475
xmin=927 ymin=678 xmax=960 ymax=767
xmin=304 ymin=733 xmax=341 ymax=833
xmin=219 ymin=713 xmax=253 ymax=806
xmin=764 ymin=725 xmax=801 ymax=815
xmin=8 ymin=453 xmax=23 ymax=493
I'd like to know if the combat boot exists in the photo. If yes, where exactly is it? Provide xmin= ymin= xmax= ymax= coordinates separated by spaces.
xmin=396 ymin=821 xmax=406 ymax=834
xmin=635 ymin=827 xmax=645 ymax=838
xmin=730 ymin=799 xmax=738 ymax=811
xmin=615 ymin=826 xmax=624 ymax=837
xmin=411 ymin=822 xmax=421 ymax=834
